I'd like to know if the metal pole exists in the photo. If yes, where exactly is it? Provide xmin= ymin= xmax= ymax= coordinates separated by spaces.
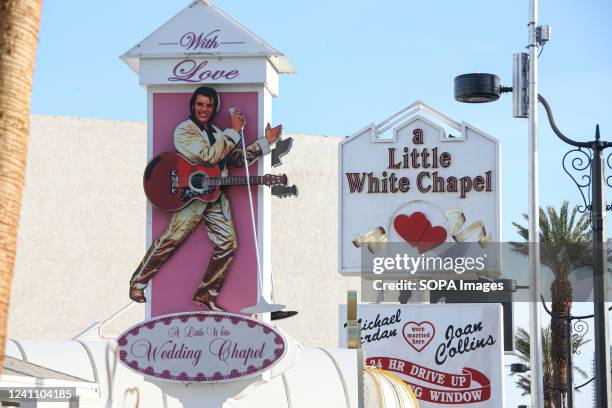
xmin=528 ymin=0 xmax=545 ymax=406
xmin=591 ymin=130 xmax=611 ymax=408
xmin=566 ymin=316 xmax=574 ymax=407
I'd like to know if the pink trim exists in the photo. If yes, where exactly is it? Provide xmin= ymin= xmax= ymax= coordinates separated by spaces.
xmin=117 ymin=312 xmax=286 ymax=383
xmin=150 ymin=92 xmax=259 ymax=316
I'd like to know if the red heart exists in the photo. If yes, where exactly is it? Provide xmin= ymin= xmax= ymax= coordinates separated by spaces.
xmin=416 ymin=226 xmax=447 ymax=254
xmin=402 ymin=321 xmax=436 ymax=352
xmin=393 ymin=212 xmax=429 ymax=246
xmin=394 ymin=212 xmax=447 ymax=254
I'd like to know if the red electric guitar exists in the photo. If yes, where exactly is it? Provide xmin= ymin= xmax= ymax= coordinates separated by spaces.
xmin=143 ymin=152 xmax=289 ymax=212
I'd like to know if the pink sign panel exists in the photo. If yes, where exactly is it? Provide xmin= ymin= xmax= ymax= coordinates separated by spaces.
xmin=150 ymin=91 xmax=259 ymax=316
xmin=117 ymin=312 xmax=287 ymax=383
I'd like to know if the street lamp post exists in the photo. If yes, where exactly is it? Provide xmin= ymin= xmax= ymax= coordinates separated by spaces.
xmin=454 ymin=70 xmax=543 ymax=406
xmin=454 ymin=6 xmax=546 ymax=403
xmin=453 ymin=2 xmax=612 ymax=403
xmin=526 ymin=2 xmax=544 ymax=406
xmin=538 ymin=108 xmax=612 ymax=407
xmin=455 ymin=71 xmax=543 ymax=407
xmin=454 ymin=3 xmax=546 ymax=402
xmin=454 ymin=76 xmax=612 ymax=408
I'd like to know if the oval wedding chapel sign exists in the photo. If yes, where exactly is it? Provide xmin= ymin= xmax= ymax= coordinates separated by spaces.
xmin=117 ymin=312 xmax=287 ymax=383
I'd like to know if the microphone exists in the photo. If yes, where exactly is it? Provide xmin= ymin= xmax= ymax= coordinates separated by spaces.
xmin=228 ymin=106 xmax=245 ymax=131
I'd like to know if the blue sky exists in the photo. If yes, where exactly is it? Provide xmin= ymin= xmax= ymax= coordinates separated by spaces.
xmin=31 ymin=1 xmax=612 ymax=406
xmin=32 ymin=0 xmax=612 ymax=244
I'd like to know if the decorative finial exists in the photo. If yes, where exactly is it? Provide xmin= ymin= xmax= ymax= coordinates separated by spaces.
xmin=596 ymin=124 xmax=601 ymax=141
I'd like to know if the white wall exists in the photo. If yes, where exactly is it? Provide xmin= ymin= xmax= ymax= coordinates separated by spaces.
xmin=270 ymin=133 xmax=361 ymax=346
xmin=8 ymin=116 xmax=360 ymax=347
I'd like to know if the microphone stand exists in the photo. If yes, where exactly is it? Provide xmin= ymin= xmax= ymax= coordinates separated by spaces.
xmin=229 ymin=107 xmax=286 ymax=315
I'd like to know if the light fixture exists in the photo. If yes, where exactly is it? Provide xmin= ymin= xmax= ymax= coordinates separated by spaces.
xmin=453 ymin=73 xmax=507 ymax=103
xmin=510 ymin=363 xmax=529 ymax=373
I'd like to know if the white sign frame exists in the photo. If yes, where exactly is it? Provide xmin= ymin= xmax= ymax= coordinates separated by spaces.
xmin=338 ymin=101 xmax=502 ymax=275
xmin=339 ymin=303 xmax=505 ymax=407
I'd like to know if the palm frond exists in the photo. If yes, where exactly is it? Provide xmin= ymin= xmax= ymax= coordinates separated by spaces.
xmin=513 ymin=325 xmax=589 ymax=395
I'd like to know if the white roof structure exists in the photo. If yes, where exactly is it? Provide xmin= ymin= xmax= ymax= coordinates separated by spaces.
xmin=4 ymin=339 xmax=362 ymax=407
xmin=120 ymin=0 xmax=295 ymax=76
xmin=5 ymin=339 xmax=423 ymax=407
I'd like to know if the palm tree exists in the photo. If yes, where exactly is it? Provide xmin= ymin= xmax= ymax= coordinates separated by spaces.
xmin=513 ymin=326 xmax=589 ymax=408
xmin=0 ymin=0 xmax=43 ymax=373
xmin=512 ymin=201 xmax=592 ymax=407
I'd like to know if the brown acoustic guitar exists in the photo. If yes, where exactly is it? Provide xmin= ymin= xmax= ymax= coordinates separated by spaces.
xmin=143 ymin=152 xmax=289 ymax=212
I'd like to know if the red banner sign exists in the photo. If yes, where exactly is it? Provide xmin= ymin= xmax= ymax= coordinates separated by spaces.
xmin=367 ymin=357 xmax=491 ymax=404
